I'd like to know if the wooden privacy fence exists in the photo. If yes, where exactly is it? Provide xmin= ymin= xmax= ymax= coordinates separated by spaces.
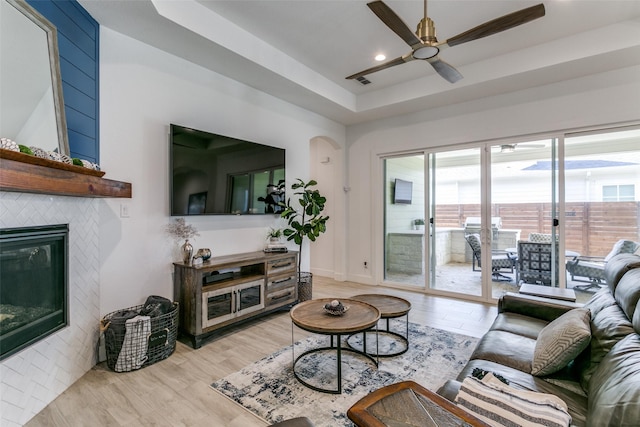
xmin=435 ymin=202 xmax=640 ymax=257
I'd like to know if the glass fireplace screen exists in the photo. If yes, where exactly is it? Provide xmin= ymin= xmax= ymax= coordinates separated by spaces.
xmin=0 ymin=224 xmax=68 ymax=361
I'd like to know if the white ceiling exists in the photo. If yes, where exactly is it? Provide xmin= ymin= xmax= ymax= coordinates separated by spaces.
xmin=78 ymin=0 xmax=640 ymax=125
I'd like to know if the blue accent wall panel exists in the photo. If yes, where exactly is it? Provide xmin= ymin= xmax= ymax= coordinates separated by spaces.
xmin=27 ymin=0 xmax=100 ymax=164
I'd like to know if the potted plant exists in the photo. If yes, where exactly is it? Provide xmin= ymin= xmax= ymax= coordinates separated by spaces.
xmin=266 ymin=227 xmax=283 ymax=243
xmin=414 ymin=218 xmax=425 ymax=230
xmin=279 ymin=179 xmax=329 ymax=301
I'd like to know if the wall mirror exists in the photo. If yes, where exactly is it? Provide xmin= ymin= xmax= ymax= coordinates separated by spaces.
xmin=0 ymin=0 xmax=69 ymax=155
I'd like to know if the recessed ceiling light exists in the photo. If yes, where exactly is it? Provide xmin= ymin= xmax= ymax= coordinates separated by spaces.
xmin=375 ymin=54 xmax=386 ymax=62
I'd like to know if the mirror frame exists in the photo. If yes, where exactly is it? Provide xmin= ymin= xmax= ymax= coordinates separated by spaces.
xmin=5 ymin=0 xmax=70 ymax=155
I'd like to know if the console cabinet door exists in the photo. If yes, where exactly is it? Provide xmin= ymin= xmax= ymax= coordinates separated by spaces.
xmin=236 ymin=279 xmax=265 ymax=315
xmin=202 ymin=279 xmax=265 ymax=329
xmin=202 ymin=287 xmax=234 ymax=328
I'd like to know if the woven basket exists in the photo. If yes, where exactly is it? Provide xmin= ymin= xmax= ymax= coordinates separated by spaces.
xmin=298 ymin=272 xmax=313 ymax=302
xmin=103 ymin=302 xmax=178 ymax=372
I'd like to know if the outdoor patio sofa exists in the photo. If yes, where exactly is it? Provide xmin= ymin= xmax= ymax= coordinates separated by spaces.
xmin=438 ymin=252 xmax=640 ymax=426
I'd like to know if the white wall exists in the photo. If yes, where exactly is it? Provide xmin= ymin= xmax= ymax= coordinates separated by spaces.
xmin=98 ymin=28 xmax=345 ymax=315
xmin=345 ymin=65 xmax=640 ymax=285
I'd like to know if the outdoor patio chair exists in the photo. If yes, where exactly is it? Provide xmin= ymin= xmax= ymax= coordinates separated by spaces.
xmin=465 ymin=233 xmax=515 ymax=282
xmin=517 ymin=240 xmax=559 ymax=286
xmin=566 ymin=239 xmax=639 ymax=291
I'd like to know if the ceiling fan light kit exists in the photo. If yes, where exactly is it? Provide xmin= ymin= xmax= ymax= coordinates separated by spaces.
xmin=412 ymin=45 xmax=439 ymax=60
xmin=346 ymin=0 xmax=546 ymax=84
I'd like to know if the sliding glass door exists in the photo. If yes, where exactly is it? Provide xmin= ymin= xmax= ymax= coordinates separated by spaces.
xmin=563 ymin=127 xmax=640 ymax=294
xmin=382 ymin=125 xmax=639 ymax=302
xmin=489 ymin=139 xmax=559 ymax=298
xmin=429 ymin=148 xmax=483 ymax=297
xmin=383 ymin=155 xmax=425 ymax=288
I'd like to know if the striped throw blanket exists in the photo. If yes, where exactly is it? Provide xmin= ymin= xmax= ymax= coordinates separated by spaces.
xmin=455 ymin=373 xmax=572 ymax=427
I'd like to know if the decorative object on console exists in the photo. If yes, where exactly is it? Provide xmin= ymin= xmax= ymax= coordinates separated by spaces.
xmin=413 ymin=218 xmax=425 ymax=230
xmin=194 ymin=248 xmax=211 ymax=261
xmin=166 ymin=218 xmax=199 ymax=264
xmin=181 ymin=240 xmax=193 ymax=265
xmin=267 ymin=227 xmax=283 ymax=242
xmin=280 ymin=179 xmax=329 ymax=301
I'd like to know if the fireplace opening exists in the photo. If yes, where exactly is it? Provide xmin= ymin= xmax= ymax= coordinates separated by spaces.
xmin=0 ymin=224 xmax=68 ymax=361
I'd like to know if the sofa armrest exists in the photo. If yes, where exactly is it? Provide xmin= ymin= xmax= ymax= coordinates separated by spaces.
xmin=437 ymin=379 xmax=462 ymax=402
xmin=498 ymin=292 xmax=582 ymax=323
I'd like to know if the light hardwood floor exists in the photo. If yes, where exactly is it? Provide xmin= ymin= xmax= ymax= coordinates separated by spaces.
xmin=26 ymin=277 xmax=497 ymax=427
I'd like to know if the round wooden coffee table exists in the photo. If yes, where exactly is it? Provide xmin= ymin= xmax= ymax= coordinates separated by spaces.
xmin=347 ymin=294 xmax=412 ymax=357
xmin=290 ymin=298 xmax=380 ymax=394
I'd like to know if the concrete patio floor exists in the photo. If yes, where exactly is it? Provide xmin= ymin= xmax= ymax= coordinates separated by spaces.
xmin=385 ymin=262 xmax=598 ymax=304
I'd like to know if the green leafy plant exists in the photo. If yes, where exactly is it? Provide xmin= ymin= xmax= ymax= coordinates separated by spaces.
xmin=414 ymin=218 xmax=425 ymax=225
xmin=267 ymin=227 xmax=282 ymax=239
xmin=279 ymin=179 xmax=329 ymax=274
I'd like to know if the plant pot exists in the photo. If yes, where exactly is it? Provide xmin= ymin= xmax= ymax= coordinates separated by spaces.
xmin=298 ymin=272 xmax=313 ymax=302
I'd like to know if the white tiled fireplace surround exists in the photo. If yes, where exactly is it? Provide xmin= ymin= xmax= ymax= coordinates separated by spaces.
xmin=1 ymin=191 xmax=100 ymax=426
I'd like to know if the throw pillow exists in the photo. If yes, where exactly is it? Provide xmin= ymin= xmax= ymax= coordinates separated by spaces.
xmin=531 ymin=308 xmax=591 ymax=376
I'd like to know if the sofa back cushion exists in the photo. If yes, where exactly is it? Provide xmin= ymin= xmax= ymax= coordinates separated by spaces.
xmin=577 ymin=299 xmax=634 ymax=391
xmin=586 ymin=333 xmax=640 ymax=427
xmin=604 ymin=253 xmax=640 ymax=293
xmin=614 ymin=269 xmax=640 ymax=329
xmin=577 ymin=258 xmax=640 ymax=391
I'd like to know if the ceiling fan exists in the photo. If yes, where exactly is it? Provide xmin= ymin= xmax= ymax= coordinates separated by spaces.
xmin=346 ymin=0 xmax=545 ymax=83
xmin=499 ymin=142 xmax=546 ymax=153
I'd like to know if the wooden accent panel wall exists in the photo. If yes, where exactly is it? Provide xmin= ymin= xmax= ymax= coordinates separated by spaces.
xmin=27 ymin=0 xmax=100 ymax=163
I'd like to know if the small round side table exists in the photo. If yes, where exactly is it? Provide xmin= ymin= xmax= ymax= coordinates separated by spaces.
xmin=347 ymin=294 xmax=411 ymax=357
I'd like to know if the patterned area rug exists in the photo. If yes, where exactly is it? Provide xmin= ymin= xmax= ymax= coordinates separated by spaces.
xmin=211 ymin=322 xmax=478 ymax=426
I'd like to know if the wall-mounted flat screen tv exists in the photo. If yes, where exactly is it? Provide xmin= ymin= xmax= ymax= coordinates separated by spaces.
xmin=393 ymin=178 xmax=413 ymax=204
xmin=170 ymin=124 xmax=285 ymax=215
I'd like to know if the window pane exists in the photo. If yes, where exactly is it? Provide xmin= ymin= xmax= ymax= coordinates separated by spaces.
xmin=620 ymin=184 xmax=635 ymax=201
xmin=602 ymin=185 xmax=617 ymax=201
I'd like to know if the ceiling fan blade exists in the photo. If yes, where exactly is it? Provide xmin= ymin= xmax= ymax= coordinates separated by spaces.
xmin=346 ymin=55 xmax=411 ymax=80
xmin=426 ymin=57 xmax=463 ymax=83
xmin=446 ymin=3 xmax=545 ymax=47
xmin=367 ymin=0 xmax=422 ymax=48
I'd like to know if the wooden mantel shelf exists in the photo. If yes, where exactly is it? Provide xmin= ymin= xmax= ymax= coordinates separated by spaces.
xmin=0 ymin=149 xmax=132 ymax=198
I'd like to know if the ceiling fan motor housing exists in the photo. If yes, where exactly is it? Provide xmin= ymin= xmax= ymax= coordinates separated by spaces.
xmin=412 ymin=17 xmax=440 ymax=59
xmin=416 ymin=17 xmax=437 ymax=44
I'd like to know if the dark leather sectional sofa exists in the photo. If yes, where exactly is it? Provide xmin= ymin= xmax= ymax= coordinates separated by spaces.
xmin=438 ymin=253 xmax=640 ymax=426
